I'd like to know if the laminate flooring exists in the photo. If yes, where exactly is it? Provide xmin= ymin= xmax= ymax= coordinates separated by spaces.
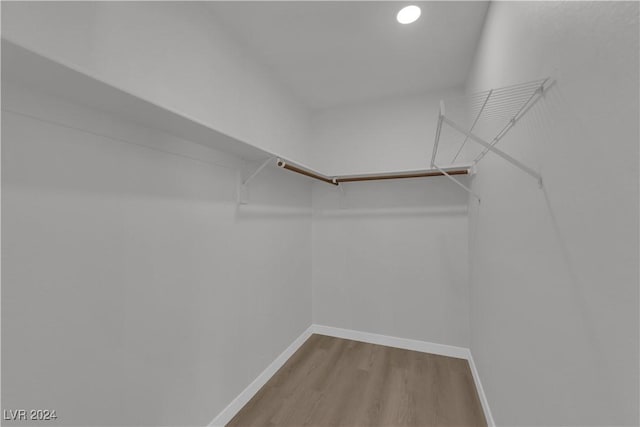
xmin=227 ymin=334 xmax=487 ymax=427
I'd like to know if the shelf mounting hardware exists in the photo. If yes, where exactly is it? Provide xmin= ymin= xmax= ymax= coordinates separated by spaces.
xmin=433 ymin=163 xmax=481 ymax=203
xmin=442 ymin=116 xmax=543 ymax=187
xmin=431 ymin=78 xmax=551 ymax=188
xmin=237 ymin=156 xmax=275 ymax=204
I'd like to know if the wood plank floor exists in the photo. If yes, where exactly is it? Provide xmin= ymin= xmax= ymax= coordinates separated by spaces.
xmin=227 ymin=334 xmax=487 ymax=427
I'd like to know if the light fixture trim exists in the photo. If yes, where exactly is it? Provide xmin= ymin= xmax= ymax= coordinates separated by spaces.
xmin=396 ymin=5 xmax=421 ymax=24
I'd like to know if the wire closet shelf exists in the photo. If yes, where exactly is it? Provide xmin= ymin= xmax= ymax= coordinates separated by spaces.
xmin=430 ymin=77 xmax=552 ymax=201
xmin=242 ymin=77 xmax=552 ymax=204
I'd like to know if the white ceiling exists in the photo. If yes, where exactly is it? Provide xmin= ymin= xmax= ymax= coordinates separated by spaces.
xmin=208 ymin=1 xmax=489 ymax=110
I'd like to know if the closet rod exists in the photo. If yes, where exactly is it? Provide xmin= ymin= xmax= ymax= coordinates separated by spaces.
xmin=277 ymin=158 xmax=338 ymax=185
xmin=336 ymin=169 xmax=468 ymax=183
xmin=276 ymin=157 xmax=469 ymax=185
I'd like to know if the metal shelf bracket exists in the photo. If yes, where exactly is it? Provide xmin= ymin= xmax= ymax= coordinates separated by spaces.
xmin=237 ymin=157 xmax=275 ymax=205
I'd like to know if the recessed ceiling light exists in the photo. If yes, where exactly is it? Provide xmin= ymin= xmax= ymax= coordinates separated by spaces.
xmin=396 ymin=5 xmax=421 ymax=24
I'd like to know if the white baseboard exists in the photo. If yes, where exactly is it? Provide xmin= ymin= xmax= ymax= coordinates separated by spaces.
xmin=467 ymin=351 xmax=496 ymax=427
xmin=208 ymin=324 xmax=494 ymax=427
xmin=208 ymin=325 xmax=314 ymax=427
xmin=310 ymin=324 xmax=470 ymax=359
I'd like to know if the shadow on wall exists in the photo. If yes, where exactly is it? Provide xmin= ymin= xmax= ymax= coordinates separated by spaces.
xmin=3 ymin=107 xmax=315 ymax=217
xmin=523 ymin=82 xmax=607 ymax=375
xmin=235 ymin=204 xmax=313 ymax=219
xmin=2 ymin=109 xmax=239 ymax=203
xmin=312 ymin=174 xmax=472 ymax=217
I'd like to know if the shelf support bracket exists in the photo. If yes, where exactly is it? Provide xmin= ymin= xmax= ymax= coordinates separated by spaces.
xmin=237 ymin=157 xmax=275 ymax=205
xmin=441 ymin=116 xmax=543 ymax=187
xmin=433 ymin=163 xmax=481 ymax=203
xmin=430 ymin=100 xmax=445 ymax=168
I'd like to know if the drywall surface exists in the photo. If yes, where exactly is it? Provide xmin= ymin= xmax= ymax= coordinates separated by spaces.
xmin=312 ymin=178 xmax=470 ymax=347
xmin=310 ymin=88 xmax=466 ymax=176
xmin=310 ymin=88 xmax=471 ymax=347
xmin=1 ymin=1 xmax=310 ymax=163
xmin=1 ymin=82 xmax=312 ymax=426
xmin=466 ymin=2 xmax=639 ymax=425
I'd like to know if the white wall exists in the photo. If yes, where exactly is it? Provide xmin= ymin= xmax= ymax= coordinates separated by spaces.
xmin=310 ymin=88 xmax=465 ymax=175
xmin=1 ymin=1 xmax=311 ymax=163
xmin=311 ymin=92 xmax=471 ymax=347
xmin=2 ymin=81 xmax=312 ymax=426
xmin=312 ymin=178 xmax=470 ymax=347
xmin=466 ymin=2 xmax=639 ymax=425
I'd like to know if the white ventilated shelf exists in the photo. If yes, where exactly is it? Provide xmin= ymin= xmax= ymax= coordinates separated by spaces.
xmin=2 ymin=38 xmax=273 ymax=162
xmin=431 ymin=77 xmax=552 ymax=192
